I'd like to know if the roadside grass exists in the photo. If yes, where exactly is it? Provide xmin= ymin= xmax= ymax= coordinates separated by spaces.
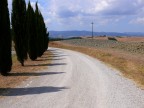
xmin=50 ymin=41 xmax=144 ymax=89
xmin=0 ymin=50 xmax=52 ymax=96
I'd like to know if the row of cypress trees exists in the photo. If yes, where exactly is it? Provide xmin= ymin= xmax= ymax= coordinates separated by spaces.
xmin=12 ymin=0 xmax=49 ymax=66
xmin=26 ymin=2 xmax=49 ymax=61
xmin=0 ymin=0 xmax=49 ymax=75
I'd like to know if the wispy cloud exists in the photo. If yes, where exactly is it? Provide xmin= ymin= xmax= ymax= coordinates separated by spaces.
xmin=130 ymin=17 xmax=144 ymax=24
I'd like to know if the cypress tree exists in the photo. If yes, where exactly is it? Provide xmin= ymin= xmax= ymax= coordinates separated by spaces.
xmin=0 ymin=0 xmax=12 ymax=75
xmin=43 ymin=19 xmax=49 ymax=52
xmin=43 ymin=27 xmax=49 ymax=52
xmin=39 ymin=13 xmax=45 ymax=56
xmin=39 ymin=9 xmax=49 ymax=55
xmin=35 ymin=2 xmax=42 ymax=57
xmin=35 ymin=3 xmax=49 ymax=57
xmin=26 ymin=2 xmax=37 ymax=60
xmin=11 ymin=0 xmax=27 ymax=66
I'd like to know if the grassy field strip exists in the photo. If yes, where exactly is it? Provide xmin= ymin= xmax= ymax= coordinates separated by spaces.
xmin=50 ymin=41 xmax=144 ymax=89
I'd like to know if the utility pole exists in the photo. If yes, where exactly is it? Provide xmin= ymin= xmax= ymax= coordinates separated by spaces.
xmin=91 ymin=22 xmax=94 ymax=38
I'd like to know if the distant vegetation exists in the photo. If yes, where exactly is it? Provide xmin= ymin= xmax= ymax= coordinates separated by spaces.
xmin=108 ymin=37 xmax=117 ymax=41
xmin=50 ymin=36 xmax=82 ymax=41
xmin=68 ymin=37 xmax=82 ymax=39
xmin=50 ymin=37 xmax=64 ymax=41
xmin=0 ymin=0 xmax=49 ymax=75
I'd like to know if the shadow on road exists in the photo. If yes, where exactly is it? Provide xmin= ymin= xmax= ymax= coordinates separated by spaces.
xmin=25 ymin=63 xmax=67 ymax=67
xmin=35 ymin=58 xmax=65 ymax=61
xmin=48 ymin=55 xmax=67 ymax=58
xmin=48 ymin=49 xmax=58 ymax=52
xmin=9 ymin=72 xmax=65 ymax=76
xmin=0 ymin=86 xmax=68 ymax=96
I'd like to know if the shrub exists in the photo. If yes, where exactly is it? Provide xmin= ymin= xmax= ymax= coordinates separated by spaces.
xmin=108 ymin=37 xmax=117 ymax=41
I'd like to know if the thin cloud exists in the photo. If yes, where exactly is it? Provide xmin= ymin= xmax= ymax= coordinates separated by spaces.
xmin=130 ymin=17 xmax=144 ymax=24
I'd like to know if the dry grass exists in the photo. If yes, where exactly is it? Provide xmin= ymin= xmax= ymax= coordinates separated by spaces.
xmin=117 ymin=37 xmax=144 ymax=42
xmin=50 ymin=41 xmax=144 ymax=89
xmin=0 ymin=50 xmax=52 ymax=95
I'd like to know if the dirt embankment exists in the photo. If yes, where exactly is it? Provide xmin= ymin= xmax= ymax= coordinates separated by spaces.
xmin=49 ymin=39 xmax=144 ymax=89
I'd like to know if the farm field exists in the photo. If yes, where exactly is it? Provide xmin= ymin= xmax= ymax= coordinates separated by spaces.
xmin=62 ymin=37 xmax=144 ymax=55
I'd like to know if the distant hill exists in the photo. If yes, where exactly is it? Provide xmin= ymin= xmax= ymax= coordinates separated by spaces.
xmin=49 ymin=30 xmax=144 ymax=38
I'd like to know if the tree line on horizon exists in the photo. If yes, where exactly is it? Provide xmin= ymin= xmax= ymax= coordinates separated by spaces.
xmin=0 ymin=0 xmax=49 ymax=76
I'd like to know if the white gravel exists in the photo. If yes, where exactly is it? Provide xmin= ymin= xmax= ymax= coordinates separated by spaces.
xmin=0 ymin=47 xmax=144 ymax=108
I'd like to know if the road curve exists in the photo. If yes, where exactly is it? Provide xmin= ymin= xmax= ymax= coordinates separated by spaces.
xmin=0 ymin=47 xmax=144 ymax=108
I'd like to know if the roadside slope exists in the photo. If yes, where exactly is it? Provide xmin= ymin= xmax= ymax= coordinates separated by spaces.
xmin=0 ymin=47 xmax=144 ymax=108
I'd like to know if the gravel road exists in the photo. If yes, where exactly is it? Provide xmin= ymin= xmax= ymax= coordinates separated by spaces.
xmin=0 ymin=47 xmax=144 ymax=108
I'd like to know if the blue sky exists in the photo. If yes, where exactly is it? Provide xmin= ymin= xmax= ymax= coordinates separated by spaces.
xmin=8 ymin=0 xmax=144 ymax=32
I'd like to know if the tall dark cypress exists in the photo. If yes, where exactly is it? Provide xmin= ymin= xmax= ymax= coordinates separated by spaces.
xmin=35 ymin=2 xmax=42 ymax=57
xmin=39 ymin=13 xmax=45 ymax=56
xmin=35 ymin=4 xmax=49 ymax=56
xmin=42 ymin=16 xmax=49 ymax=52
xmin=26 ymin=2 xmax=37 ymax=60
xmin=11 ymin=0 xmax=27 ymax=66
xmin=0 ymin=0 xmax=12 ymax=75
xmin=35 ymin=3 xmax=49 ymax=57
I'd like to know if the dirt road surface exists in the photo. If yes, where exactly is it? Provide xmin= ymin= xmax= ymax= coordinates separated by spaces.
xmin=0 ymin=47 xmax=144 ymax=108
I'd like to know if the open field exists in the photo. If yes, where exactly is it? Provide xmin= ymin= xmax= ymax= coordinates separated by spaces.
xmin=0 ymin=50 xmax=52 ymax=96
xmin=63 ymin=38 xmax=144 ymax=55
xmin=49 ymin=37 xmax=144 ymax=89
xmin=91 ymin=36 xmax=144 ymax=42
